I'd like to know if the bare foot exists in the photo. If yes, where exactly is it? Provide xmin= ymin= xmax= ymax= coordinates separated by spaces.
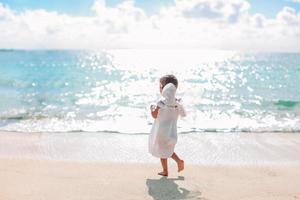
xmin=177 ymin=160 xmax=184 ymax=172
xmin=158 ymin=171 xmax=168 ymax=176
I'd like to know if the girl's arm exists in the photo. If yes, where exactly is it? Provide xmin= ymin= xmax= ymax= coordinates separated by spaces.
xmin=150 ymin=105 xmax=160 ymax=119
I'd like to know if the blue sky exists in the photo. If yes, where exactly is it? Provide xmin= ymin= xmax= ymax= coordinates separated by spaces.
xmin=1 ymin=0 xmax=300 ymax=17
xmin=0 ymin=0 xmax=174 ymax=15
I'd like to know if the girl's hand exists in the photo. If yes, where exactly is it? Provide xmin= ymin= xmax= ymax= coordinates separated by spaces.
xmin=150 ymin=105 xmax=159 ymax=119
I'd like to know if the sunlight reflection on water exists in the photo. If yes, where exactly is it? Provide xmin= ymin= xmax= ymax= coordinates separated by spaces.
xmin=0 ymin=49 xmax=300 ymax=133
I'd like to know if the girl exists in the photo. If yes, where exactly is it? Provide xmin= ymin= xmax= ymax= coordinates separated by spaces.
xmin=149 ymin=74 xmax=186 ymax=177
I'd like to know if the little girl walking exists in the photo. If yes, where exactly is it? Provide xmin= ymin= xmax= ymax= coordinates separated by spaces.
xmin=149 ymin=74 xmax=186 ymax=177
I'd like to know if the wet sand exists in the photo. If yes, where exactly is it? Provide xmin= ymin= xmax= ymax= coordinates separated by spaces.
xmin=1 ymin=131 xmax=300 ymax=165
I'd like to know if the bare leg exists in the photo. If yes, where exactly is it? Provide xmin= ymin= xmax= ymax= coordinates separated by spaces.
xmin=171 ymin=152 xmax=184 ymax=172
xmin=158 ymin=158 xmax=168 ymax=176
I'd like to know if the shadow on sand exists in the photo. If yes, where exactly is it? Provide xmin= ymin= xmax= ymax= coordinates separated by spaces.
xmin=146 ymin=176 xmax=204 ymax=200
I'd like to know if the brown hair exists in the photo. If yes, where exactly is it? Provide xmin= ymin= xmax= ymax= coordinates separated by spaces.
xmin=160 ymin=74 xmax=178 ymax=89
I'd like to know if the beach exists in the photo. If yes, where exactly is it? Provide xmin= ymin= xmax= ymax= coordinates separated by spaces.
xmin=1 ymin=131 xmax=300 ymax=200
xmin=1 ymin=0 xmax=300 ymax=197
xmin=1 ymin=50 xmax=300 ymax=199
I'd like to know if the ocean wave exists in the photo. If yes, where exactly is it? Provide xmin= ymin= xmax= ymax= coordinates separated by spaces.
xmin=274 ymin=100 xmax=300 ymax=108
xmin=0 ymin=117 xmax=300 ymax=134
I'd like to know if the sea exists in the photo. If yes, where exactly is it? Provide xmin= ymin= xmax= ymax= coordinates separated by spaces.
xmin=0 ymin=49 xmax=300 ymax=134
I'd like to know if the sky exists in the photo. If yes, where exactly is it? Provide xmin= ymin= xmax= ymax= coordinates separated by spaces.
xmin=1 ymin=0 xmax=300 ymax=17
xmin=0 ymin=0 xmax=300 ymax=51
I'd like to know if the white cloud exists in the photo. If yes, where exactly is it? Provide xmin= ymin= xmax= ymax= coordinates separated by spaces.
xmin=287 ymin=0 xmax=300 ymax=3
xmin=277 ymin=6 xmax=300 ymax=25
xmin=175 ymin=0 xmax=250 ymax=23
xmin=0 ymin=0 xmax=300 ymax=51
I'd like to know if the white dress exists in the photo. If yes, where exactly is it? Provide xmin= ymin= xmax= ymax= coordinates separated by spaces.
xmin=148 ymin=83 xmax=186 ymax=158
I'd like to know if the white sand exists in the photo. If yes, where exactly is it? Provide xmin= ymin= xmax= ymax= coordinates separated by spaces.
xmin=1 ymin=131 xmax=300 ymax=199
xmin=1 ymin=159 xmax=300 ymax=200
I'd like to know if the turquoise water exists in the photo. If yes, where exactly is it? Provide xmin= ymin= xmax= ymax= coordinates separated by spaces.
xmin=0 ymin=49 xmax=299 ymax=133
